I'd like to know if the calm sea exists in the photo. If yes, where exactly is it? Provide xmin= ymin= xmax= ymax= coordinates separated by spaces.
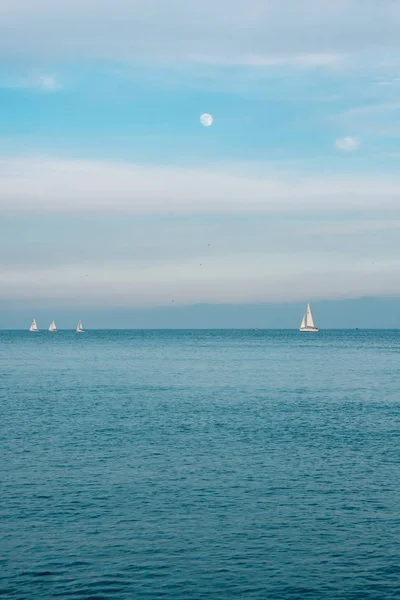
xmin=1 ymin=330 xmax=399 ymax=599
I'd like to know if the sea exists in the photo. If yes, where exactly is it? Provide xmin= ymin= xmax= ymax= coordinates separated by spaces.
xmin=1 ymin=329 xmax=399 ymax=599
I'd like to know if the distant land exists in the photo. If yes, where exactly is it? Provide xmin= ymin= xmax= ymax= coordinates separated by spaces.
xmin=0 ymin=296 xmax=399 ymax=330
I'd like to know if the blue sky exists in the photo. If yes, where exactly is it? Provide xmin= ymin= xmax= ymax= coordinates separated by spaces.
xmin=1 ymin=0 xmax=400 ymax=326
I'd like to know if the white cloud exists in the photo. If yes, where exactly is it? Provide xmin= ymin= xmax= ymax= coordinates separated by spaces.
xmin=1 ymin=153 xmax=400 ymax=306
xmin=190 ymin=53 xmax=343 ymax=68
xmin=2 ymin=155 xmax=400 ymax=216
xmin=374 ymin=78 xmax=400 ymax=86
xmin=339 ymin=102 xmax=400 ymax=118
xmin=1 ymin=1 xmax=400 ymax=66
xmin=333 ymin=103 xmax=400 ymax=138
xmin=2 ymin=253 xmax=400 ymax=306
xmin=1 ymin=74 xmax=59 ymax=92
xmin=335 ymin=137 xmax=360 ymax=152
xmin=311 ymin=220 xmax=400 ymax=235
xmin=38 ymin=75 xmax=59 ymax=91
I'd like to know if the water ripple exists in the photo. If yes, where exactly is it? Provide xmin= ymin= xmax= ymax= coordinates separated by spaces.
xmin=1 ymin=330 xmax=400 ymax=598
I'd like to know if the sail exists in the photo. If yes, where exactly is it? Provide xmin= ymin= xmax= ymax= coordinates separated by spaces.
xmin=76 ymin=320 xmax=84 ymax=332
xmin=49 ymin=320 xmax=57 ymax=332
xmin=300 ymin=315 xmax=306 ymax=329
xmin=305 ymin=304 xmax=315 ymax=328
xmin=29 ymin=319 xmax=38 ymax=332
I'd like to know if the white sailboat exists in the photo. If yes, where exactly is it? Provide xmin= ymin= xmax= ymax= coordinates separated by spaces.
xmin=76 ymin=320 xmax=85 ymax=333
xmin=48 ymin=320 xmax=57 ymax=332
xmin=299 ymin=303 xmax=319 ymax=332
xmin=29 ymin=319 xmax=39 ymax=332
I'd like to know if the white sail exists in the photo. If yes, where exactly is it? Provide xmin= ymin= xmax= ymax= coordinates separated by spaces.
xmin=48 ymin=320 xmax=57 ymax=332
xmin=29 ymin=319 xmax=39 ymax=332
xmin=305 ymin=304 xmax=315 ymax=328
xmin=299 ymin=303 xmax=318 ymax=331
xmin=76 ymin=320 xmax=84 ymax=332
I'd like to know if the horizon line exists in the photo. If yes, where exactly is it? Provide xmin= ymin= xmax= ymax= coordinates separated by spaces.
xmin=1 ymin=327 xmax=399 ymax=332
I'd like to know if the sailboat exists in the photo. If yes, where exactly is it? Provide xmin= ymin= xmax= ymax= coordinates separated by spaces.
xmin=76 ymin=320 xmax=85 ymax=333
xmin=48 ymin=320 xmax=57 ymax=332
xmin=299 ymin=303 xmax=319 ymax=332
xmin=29 ymin=319 xmax=39 ymax=332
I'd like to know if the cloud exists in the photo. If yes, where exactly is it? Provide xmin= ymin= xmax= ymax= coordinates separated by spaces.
xmin=339 ymin=102 xmax=400 ymax=118
xmin=190 ymin=53 xmax=343 ymax=68
xmin=312 ymin=220 xmax=400 ymax=235
xmin=335 ymin=137 xmax=360 ymax=152
xmin=2 ymin=253 xmax=400 ymax=307
xmin=1 ymin=155 xmax=400 ymax=216
xmin=1 ymin=1 xmax=400 ymax=66
xmin=334 ymin=103 xmax=400 ymax=138
xmin=373 ymin=78 xmax=400 ymax=86
xmin=37 ymin=75 xmax=59 ymax=91
xmin=1 ymin=74 xmax=59 ymax=92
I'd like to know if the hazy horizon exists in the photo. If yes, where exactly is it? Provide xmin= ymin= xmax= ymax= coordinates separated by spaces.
xmin=2 ymin=296 xmax=400 ymax=330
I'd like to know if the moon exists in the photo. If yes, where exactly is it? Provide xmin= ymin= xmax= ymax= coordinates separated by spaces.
xmin=200 ymin=113 xmax=213 ymax=127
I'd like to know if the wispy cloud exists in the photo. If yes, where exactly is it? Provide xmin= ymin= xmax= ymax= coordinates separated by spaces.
xmin=333 ymin=102 xmax=400 ymax=138
xmin=1 ymin=74 xmax=60 ymax=92
xmin=373 ymin=78 xmax=400 ymax=86
xmin=190 ymin=53 xmax=343 ymax=68
xmin=339 ymin=102 xmax=400 ymax=118
xmin=1 ymin=156 xmax=400 ymax=216
xmin=37 ymin=75 xmax=59 ymax=91
xmin=335 ymin=137 xmax=360 ymax=152
xmin=2 ymin=253 xmax=400 ymax=306
xmin=1 ymin=1 xmax=400 ymax=66
xmin=312 ymin=220 xmax=400 ymax=235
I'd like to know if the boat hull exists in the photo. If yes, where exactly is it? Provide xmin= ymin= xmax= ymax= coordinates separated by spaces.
xmin=299 ymin=327 xmax=319 ymax=332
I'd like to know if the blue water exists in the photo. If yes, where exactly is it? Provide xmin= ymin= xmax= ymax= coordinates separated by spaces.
xmin=1 ymin=330 xmax=400 ymax=599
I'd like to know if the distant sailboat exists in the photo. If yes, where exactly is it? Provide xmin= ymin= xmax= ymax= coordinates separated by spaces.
xmin=299 ymin=303 xmax=319 ymax=332
xmin=48 ymin=320 xmax=57 ymax=332
xmin=76 ymin=320 xmax=85 ymax=333
xmin=29 ymin=319 xmax=39 ymax=332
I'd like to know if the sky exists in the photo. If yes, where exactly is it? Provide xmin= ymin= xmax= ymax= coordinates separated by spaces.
xmin=1 ymin=0 xmax=400 ymax=328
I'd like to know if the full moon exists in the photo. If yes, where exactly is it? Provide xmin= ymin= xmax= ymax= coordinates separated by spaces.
xmin=200 ymin=113 xmax=213 ymax=127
